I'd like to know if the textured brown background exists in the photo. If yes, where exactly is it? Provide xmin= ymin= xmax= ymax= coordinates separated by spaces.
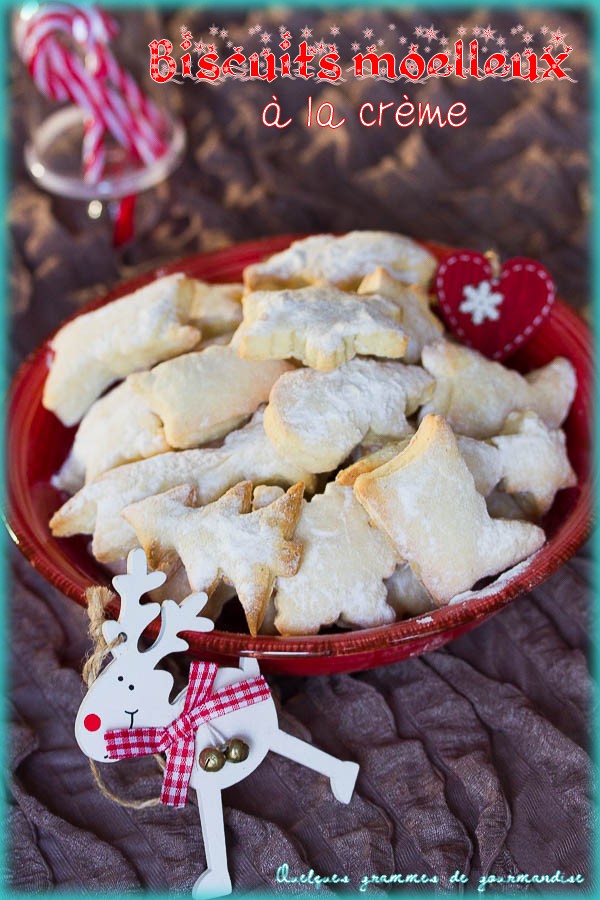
xmin=8 ymin=6 xmax=591 ymax=894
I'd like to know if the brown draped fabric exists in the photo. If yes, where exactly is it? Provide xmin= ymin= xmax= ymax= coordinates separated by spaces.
xmin=8 ymin=8 xmax=591 ymax=893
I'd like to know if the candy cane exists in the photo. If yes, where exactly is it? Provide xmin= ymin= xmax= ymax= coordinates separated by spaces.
xmin=16 ymin=3 xmax=168 ymax=183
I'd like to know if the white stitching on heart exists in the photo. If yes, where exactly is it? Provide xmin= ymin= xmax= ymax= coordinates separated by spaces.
xmin=437 ymin=255 xmax=555 ymax=359
xmin=435 ymin=254 xmax=489 ymax=343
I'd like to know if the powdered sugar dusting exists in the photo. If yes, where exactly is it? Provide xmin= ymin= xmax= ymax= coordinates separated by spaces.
xmin=234 ymin=284 xmax=409 ymax=370
xmin=246 ymin=231 xmax=436 ymax=288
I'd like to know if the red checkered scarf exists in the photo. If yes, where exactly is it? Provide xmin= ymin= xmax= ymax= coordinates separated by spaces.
xmin=104 ymin=661 xmax=271 ymax=807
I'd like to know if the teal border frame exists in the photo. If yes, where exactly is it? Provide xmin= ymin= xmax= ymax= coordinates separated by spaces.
xmin=1 ymin=1 xmax=595 ymax=898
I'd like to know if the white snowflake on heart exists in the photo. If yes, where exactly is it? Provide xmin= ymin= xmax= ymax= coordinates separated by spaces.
xmin=459 ymin=280 xmax=504 ymax=325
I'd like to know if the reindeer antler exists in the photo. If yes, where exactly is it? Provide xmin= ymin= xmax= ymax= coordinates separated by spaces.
xmin=103 ymin=548 xmax=165 ymax=655
xmin=102 ymin=549 xmax=213 ymax=664
xmin=144 ymin=592 xmax=214 ymax=667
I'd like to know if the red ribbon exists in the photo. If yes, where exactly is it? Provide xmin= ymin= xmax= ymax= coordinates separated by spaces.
xmin=105 ymin=662 xmax=271 ymax=807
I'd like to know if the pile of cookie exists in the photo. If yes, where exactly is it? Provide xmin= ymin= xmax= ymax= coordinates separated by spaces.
xmin=46 ymin=232 xmax=577 ymax=636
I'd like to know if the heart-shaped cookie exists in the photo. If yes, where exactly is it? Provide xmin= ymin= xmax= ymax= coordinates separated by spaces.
xmin=435 ymin=251 xmax=555 ymax=361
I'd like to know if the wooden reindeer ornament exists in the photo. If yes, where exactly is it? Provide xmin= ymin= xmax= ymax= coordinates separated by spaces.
xmin=75 ymin=549 xmax=359 ymax=898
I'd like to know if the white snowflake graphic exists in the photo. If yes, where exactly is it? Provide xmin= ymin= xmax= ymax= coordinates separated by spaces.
xmin=481 ymin=24 xmax=496 ymax=42
xmin=522 ymin=31 xmax=534 ymax=44
xmin=424 ymin=24 xmax=438 ymax=43
xmin=459 ymin=281 xmax=504 ymax=325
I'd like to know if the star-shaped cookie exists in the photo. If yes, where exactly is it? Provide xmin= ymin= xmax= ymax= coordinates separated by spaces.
xmin=232 ymin=285 xmax=409 ymax=371
xmin=491 ymin=411 xmax=577 ymax=515
xmin=358 ymin=267 xmax=444 ymax=363
xmin=273 ymin=482 xmax=398 ymax=635
xmin=420 ymin=340 xmax=577 ymax=438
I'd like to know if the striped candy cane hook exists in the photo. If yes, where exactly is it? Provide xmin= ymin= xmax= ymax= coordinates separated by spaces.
xmin=16 ymin=3 xmax=169 ymax=185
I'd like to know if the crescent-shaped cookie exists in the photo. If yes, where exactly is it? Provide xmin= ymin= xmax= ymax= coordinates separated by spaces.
xmin=43 ymin=273 xmax=201 ymax=426
xmin=51 ymin=379 xmax=170 ymax=493
xmin=244 ymin=231 xmax=437 ymax=291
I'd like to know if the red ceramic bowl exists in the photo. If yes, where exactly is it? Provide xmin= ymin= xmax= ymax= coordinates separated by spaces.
xmin=6 ymin=236 xmax=592 ymax=675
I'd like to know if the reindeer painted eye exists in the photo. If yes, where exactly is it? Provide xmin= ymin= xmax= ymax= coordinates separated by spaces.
xmin=128 ymin=684 xmax=135 ymax=691
xmin=84 ymin=714 xmax=101 ymax=732
xmin=118 ymin=676 xmax=124 ymax=682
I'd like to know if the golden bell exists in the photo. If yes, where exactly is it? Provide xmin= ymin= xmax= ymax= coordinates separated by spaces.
xmin=199 ymin=746 xmax=226 ymax=772
xmin=226 ymin=738 xmax=250 ymax=763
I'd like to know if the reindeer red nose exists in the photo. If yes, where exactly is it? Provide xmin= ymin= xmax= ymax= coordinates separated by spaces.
xmin=84 ymin=714 xmax=102 ymax=732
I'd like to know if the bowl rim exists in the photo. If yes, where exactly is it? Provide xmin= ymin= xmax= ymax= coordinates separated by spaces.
xmin=6 ymin=235 xmax=593 ymax=662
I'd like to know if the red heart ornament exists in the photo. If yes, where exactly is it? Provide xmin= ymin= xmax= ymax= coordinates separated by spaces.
xmin=435 ymin=251 xmax=556 ymax=361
